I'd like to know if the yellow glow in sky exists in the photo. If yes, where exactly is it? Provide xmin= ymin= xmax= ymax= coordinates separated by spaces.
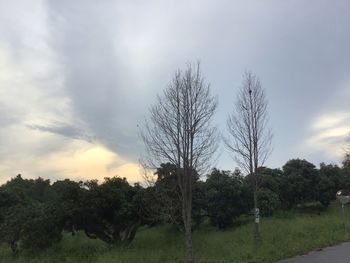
xmin=38 ymin=141 xmax=142 ymax=183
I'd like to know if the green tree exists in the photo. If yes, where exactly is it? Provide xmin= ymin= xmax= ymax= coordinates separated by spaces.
xmin=0 ymin=176 xmax=62 ymax=253
xmin=51 ymin=179 xmax=84 ymax=235
xmin=140 ymin=163 xmax=204 ymax=228
xmin=341 ymin=136 xmax=350 ymax=186
xmin=257 ymin=189 xmax=280 ymax=216
xmin=281 ymin=159 xmax=319 ymax=207
xmin=205 ymin=169 xmax=252 ymax=229
xmin=318 ymin=163 xmax=341 ymax=206
xmin=75 ymin=177 xmax=142 ymax=245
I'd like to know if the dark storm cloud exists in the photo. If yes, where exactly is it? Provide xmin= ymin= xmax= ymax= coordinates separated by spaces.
xmin=27 ymin=122 xmax=94 ymax=142
xmin=45 ymin=0 xmax=152 ymax=160
xmin=43 ymin=0 xmax=350 ymax=168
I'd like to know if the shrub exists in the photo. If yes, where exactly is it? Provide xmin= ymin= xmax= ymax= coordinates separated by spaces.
xmin=257 ymin=188 xmax=281 ymax=216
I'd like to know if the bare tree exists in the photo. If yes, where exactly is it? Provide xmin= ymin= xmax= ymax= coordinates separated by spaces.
xmin=225 ymin=71 xmax=272 ymax=240
xmin=141 ymin=63 xmax=218 ymax=263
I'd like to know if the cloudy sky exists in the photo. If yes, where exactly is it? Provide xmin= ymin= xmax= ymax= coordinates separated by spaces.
xmin=0 ymin=0 xmax=349 ymax=184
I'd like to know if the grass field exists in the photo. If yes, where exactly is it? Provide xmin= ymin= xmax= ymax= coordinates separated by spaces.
xmin=1 ymin=202 xmax=350 ymax=263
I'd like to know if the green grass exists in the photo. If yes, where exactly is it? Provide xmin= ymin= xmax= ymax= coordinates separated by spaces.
xmin=1 ymin=203 xmax=350 ymax=263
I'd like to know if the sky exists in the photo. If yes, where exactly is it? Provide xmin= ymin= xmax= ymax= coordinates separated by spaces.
xmin=0 ymin=0 xmax=349 ymax=184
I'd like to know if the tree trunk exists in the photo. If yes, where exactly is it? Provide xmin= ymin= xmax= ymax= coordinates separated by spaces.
xmin=182 ymin=173 xmax=195 ymax=263
xmin=253 ymin=178 xmax=260 ymax=241
xmin=10 ymin=241 xmax=18 ymax=254
xmin=125 ymin=221 xmax=140 ymax=244
xmin=183 ymin=205 xmax=194 ymax=263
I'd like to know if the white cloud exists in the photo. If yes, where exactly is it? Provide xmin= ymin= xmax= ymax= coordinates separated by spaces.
xmin=304 ymin=112 xmax=350 ymax=162
xmin=312 ymin=113 xmax=350 ymax=130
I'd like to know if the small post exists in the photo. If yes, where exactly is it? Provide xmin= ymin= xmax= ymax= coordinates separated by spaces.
xmin=255 ymin=207 xmax=260 ymax=224
xmin=254 ymin=208 xmax=261 ymax=245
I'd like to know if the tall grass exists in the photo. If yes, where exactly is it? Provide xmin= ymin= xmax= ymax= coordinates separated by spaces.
xmin=1 ymin=202 xmax=349 ymax=263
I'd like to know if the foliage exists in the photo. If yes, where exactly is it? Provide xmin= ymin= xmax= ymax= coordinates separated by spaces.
xmin=19 ymin=204 xmax=62 ymax=252
xmin=0 ymin=157 xmax=350 ymax=254
xmin=140 ymin=163 xmax=204 ymax=229
xmin=257 ymin=167 xmax=283 ymax=195
xmin=0 ymin=176 xmax=62 ymax=252
xmin=1 ymin=203 xmax=350 ymax=263
xmin=0 ymin=175 xmax=142 ymax=253
xmin=280 ymin=159 xmax=320 ymax=208
xmin=257 ymin=188 xmax=281 ymax=216
xmin=341 ymin=151 xmax=350 ymax=188
xmin=318 ymin=163 xmax=341 ymax=206
xmin=244 ymin=167 xmax=283 ymax=216
xmin=205 ymin=169 xmax=252 ymax=228
xmin=68 ymin=177 xmax=142 ymax=245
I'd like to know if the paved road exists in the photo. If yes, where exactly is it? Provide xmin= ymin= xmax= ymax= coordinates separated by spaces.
xmin=278 ymin=242 xmax=350 ymax=263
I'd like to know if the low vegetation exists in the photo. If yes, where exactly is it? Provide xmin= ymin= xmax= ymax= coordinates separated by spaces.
xmin=1 ymin=202 xmax=350 ymax=263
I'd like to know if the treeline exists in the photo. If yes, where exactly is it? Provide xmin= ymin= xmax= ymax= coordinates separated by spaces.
xmin=0 ymin=158 xmax=349 ymax=253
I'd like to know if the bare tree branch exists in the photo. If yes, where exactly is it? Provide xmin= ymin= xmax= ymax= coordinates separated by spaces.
xmin=140 ymin=62 xmax=218 ymax=263
xmin=224 ymin=71 xmax=273 ymax=240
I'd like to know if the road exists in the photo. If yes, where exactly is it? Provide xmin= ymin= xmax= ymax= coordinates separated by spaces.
xmin=277 ymin=242 xmax=350 ymax=263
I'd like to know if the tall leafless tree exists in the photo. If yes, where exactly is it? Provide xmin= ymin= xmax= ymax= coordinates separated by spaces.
xmin=141 ymin=63 xmax=218 ymax=263
xmin=225 ymin=71 xmax=272 ymax=240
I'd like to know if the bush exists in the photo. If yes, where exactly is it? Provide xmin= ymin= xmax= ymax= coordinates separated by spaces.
xmin=280 ymin=159 xmax=320 ymax=208
xmin=21 ymin=205 xmax=62 ymax=252
xmin=257 ymin=188 xmax=281 ymax=216
xmin=140 ymin=163 xmax=205 ymax=229
xmin=205 ymin=169 xmax=252 ymax=229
